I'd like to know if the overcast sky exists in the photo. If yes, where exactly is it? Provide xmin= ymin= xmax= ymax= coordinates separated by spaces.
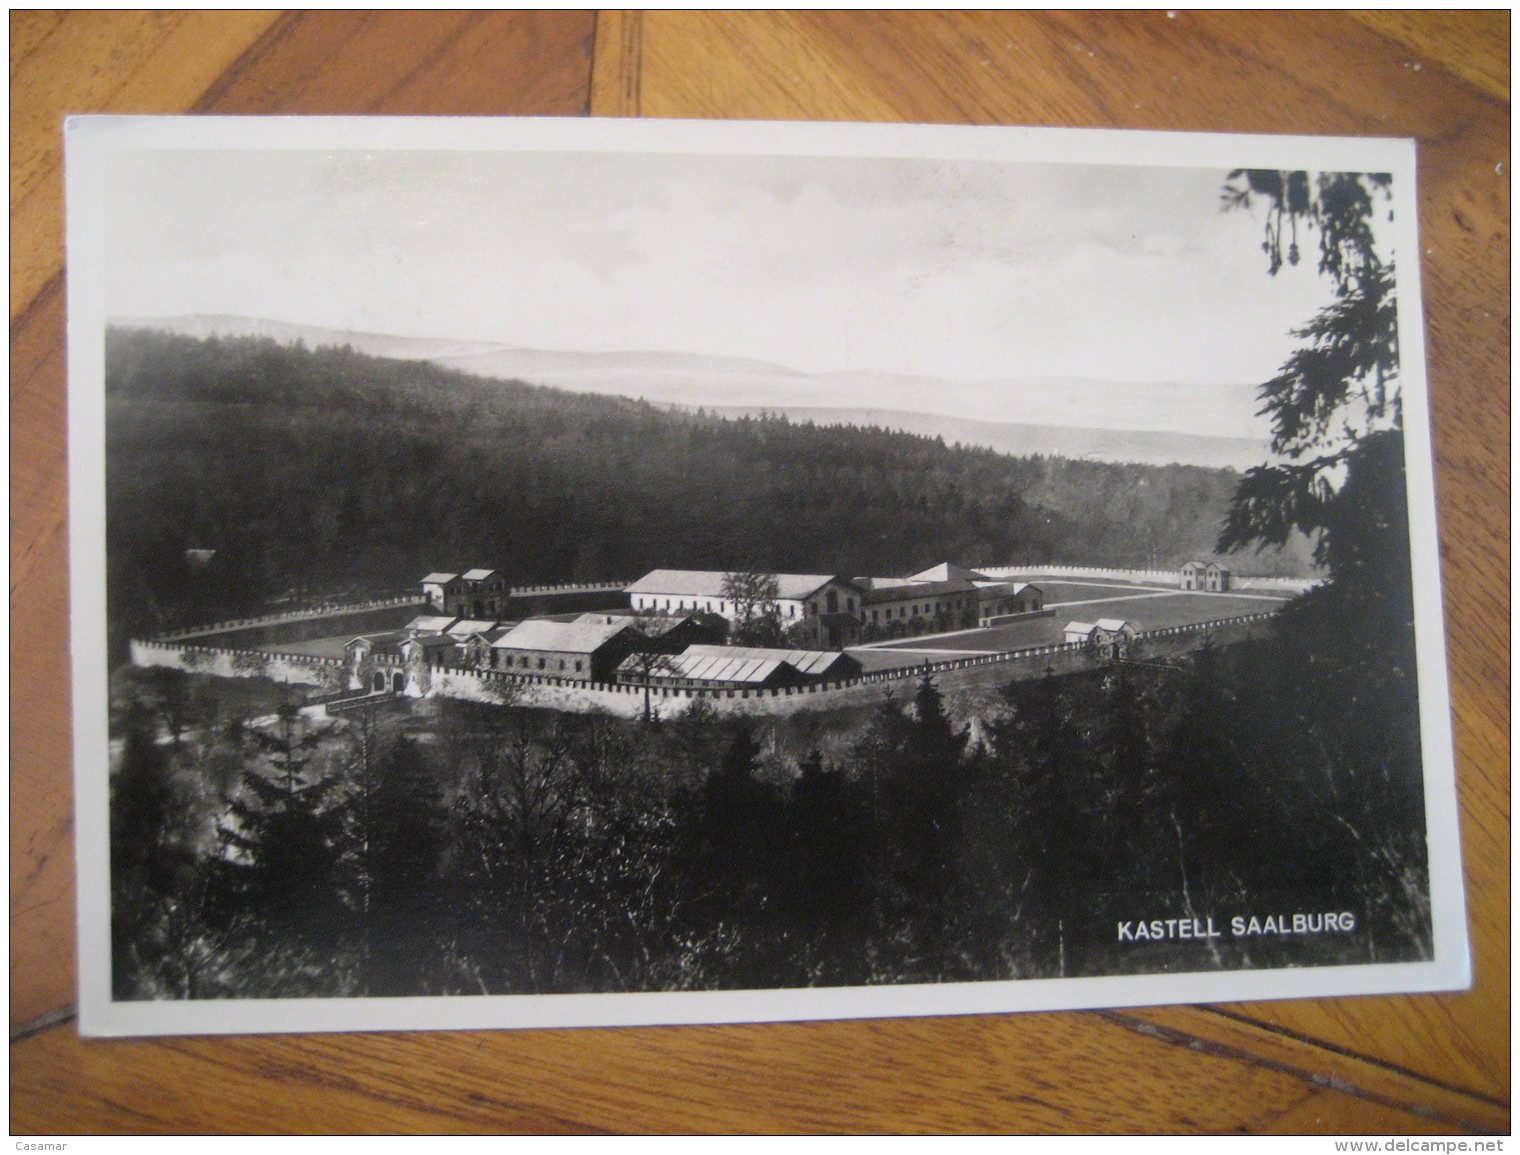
xmin=104 ymin=146 xmax=1336 ymax=388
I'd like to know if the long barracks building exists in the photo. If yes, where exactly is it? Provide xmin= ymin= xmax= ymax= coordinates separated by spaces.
xmin=625 ymin=570 xmax=863 ymax=649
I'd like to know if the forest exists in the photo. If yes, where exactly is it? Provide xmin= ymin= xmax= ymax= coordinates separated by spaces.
xmin=104 ymin=327 xmax=1272 ymax=650
xmin=110 ymin=574 xmax=1430 ymax=1000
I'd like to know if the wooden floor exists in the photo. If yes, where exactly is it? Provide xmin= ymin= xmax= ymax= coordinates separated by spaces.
xmin=11 ymin=11 xmax=1509 ymax=1135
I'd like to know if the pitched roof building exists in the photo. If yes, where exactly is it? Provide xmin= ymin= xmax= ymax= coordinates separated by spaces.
xmin=1182 ymin=561 xmax=1233 ymax=592
xmin=616 ymin=649 xmax=804 ymax=690
xmin=1064 ymin=618 xmax=1138 ymax=651
xmin=976 ymin=581 xmax=1044 ymax=623
xmin=405 ymin=615 xmax=459 ymax=636
xmin=678 ymin=644 xmax=862 ymax=682
xmin=907 ymin=562 xmax=990 ymax=583
xmin=626 ymin=569 xmax=862 ymax=648
xmin=421 ymin=572 xmax=457 ymax=608
xmin=442 ymin=569 xmax=507 ymax=618
xmin=627 ymin=569 xmax=857 ymax=606
xmin=860 ymin=579 xmax=980 ymax=638
xmin=445 ymin=619 xmax=498 ymax=640
xmin=489 ymin=618 xmax=643 ymax=681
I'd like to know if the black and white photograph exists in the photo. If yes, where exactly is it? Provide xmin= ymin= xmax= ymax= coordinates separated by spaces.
xmin=66 ymin=116 xmax=1468 ymax=1037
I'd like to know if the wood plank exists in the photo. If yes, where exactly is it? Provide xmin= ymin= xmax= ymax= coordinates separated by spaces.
xmin=1113 ymin=1007 xmax=1508 ymax=1134
xmin=1345 ymin=10 xmax=1510 ymax=102
xmin=637 ymin=10 xmax=1510 ymax=134
xmin=9 ymin=10 xmax=284 ymax=324
xmin=186 ymin=10 xmax=596 ymax=116
xmin=590 ymin=10 xmax=643 ymax=117
xmin=10 ymin=279 xmax=75 ymax=1029
xmin=10 ymin=1011 xmax=1497 ymax=1135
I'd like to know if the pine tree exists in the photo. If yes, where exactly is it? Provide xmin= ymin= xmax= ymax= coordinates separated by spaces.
xmin=985 ymin=670 xmax=1103 ymax=977
xmin=1090 ymin=667 xmax=1155 ymax=894
xmin=786 ymin=748 xmax=871 ymax=983
xmin=1142 ymin=647 xmax=1259 ymax=961
xmin=357 ymin=733 xmax=447 ymax=995
xmin=208 ymin=696 xmax=350 ymax=989
xmin=109 ymin=704 xmax=184 ymax=997
xmin=906 ymin=676 xmax=968 ymax=775
xmin=855 ymin=678 xmax=976 ymax=981
xmin=689 ymin=723 xmax=786 ymax=984
xmin=1218 ymin=168 xmax=1430 ymax=958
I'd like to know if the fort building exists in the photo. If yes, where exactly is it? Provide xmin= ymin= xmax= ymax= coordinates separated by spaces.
xmin=976 ymin=582 xmax=1044 ymax=625
xmin=1063 ymin=618 xmax=1138 ymax=657
xmin=574 ymin=611 xmax=726 ymax=652
xmin=489 ymin=618 xmax=646 ymax=682
xmin=626 ymin=570 xmax=862 ymax=649
xmin=859 ymin=579 xmax=980 ymax=638
xmin=442 ymin=568 xmax=507 ymax=618
xmin=1181 ymin=561 xmax=1233 ymax=592
xmin=679 ymin=644 xmax=862 ymax=683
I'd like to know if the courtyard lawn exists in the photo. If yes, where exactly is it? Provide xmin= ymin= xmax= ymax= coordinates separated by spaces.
xmin=868 ymin=590 xmax=1288 ymax=655
xmin=847 ymin=648 xmax=950 ymax=673
xmin=1021 ymin=579 xmax=1172 ymax=603
xmin=255 ymin=635 xmax=375 ymax=660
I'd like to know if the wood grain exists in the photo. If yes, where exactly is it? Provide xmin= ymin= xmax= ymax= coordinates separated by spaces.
xmin=10 ymin=1010 xmax=1506 ymax=1136
xmin=1345 ymin=10 xmax=1510 ymax=103
xmin=590 ymin=10 xmax=642 ymax=118
xmin=10 ymin=11 xmax=285 ymax=324
xmin=11 ymin=9 xmax=1508 ymax=1135
xmin=10 ymin=277 xmax=75 ymax=1028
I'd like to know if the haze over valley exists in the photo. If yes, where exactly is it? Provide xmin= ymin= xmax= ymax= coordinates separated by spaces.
xmin=118 ymin=314 xmax=1271 ymax=471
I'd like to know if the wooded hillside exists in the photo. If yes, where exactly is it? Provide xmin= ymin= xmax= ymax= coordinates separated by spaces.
xmin=105 ymin=328 xmax=1287 ymax=643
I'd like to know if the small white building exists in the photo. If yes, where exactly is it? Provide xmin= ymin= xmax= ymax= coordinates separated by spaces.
xmin=404 ymin=615 xmax=459 ymax=637
xmin=421 ymin=572 xmax=457 ymax=609
xmin=1064 ymin=620 xmax=1099 ymax=645
xmin=445 ymin=619 xmax=498 ymax=641
xmin=400 ymin=633 xmax=459 ymax=666
xmin=1064 ymin=618 xmax=1137 ymax=654
xmin=1094 ymin=618 xmax=1138 ymax=644
xmin=1181 ymin=561 xmax=1233 ymax=593
xmin=462 ymin=627 xmax=511 ymax=668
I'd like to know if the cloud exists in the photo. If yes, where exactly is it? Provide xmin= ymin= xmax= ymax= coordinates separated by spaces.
xmin=104 ymin=147 xmax=1335 ymax=388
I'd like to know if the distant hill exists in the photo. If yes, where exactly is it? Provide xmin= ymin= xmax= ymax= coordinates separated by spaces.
xmin=110 ymin=313 xmax=508 ymax=364
xmin=114 ymin=314 xmax=1270 ymax=467
xmin=103 ymin=326 xmax=1310 ymax=650
xmin=687 ymin=405 xmax=1266 ymax=472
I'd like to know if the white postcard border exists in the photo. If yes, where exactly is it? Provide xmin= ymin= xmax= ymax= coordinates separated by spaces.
xmin=65 ymin=115 xmax=1469 ymax=1038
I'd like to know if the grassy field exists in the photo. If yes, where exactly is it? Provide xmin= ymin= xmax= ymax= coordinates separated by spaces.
xmin=255 ymin=633 xmax=394 ymax=660
xmin=860 ymin=589 xmax=1289 ymax=658
xmin=1013 ymin=579 xmax=1173 ymax=604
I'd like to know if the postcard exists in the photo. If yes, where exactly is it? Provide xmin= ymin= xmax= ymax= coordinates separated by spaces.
xmin=66 ymin=115 xmax=1468 ymax=1036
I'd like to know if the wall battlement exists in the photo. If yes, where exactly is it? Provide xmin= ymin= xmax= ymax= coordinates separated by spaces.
xmin=131 ymin=610 xmax=1278 ymax=719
